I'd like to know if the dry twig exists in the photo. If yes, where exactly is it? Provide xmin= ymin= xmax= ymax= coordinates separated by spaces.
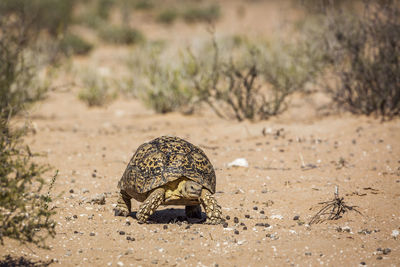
xmin=309 ymin=186 xmax=362 ymax=225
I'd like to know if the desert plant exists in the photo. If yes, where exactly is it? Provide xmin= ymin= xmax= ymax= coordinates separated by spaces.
xmin=129 ymin=44 xmax=194 ymax=113
xmin=157 ymin=9 xmax=179 ymax=25
xmin=0 ymin=14 xmax=56 ymax=247
xmin=0 ymin=16 xmax=48 ymax=120
xmin=59 ymin=33 xmax=93 ymax=56
xmin=323 ymin=1 xmax=400 ymax=117
xmin=98 ymin=25 xmax=145 ymax=45
xmin=0 ymin=0 xmax=75 ymax=37
xmin=78 ymin=69 xmax=117 ymax=107
xmin=0 ymin=120 xmax=57 ymax=247
xmin=182 ymin=35 xmax=324 ymax=120
xmin=182 ymin=4 xmax=221 ymax=23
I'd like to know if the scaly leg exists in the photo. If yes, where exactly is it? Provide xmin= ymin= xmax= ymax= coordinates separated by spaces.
xmin=136 ymin=187 xmax=165 ymax=223
xmin=114 ymin=190 xmax=131 ymax=216
xmin=185 ymin=205 xmax=202 ymax=219
xmin=200 ymin=189 xmax=223 ymax=224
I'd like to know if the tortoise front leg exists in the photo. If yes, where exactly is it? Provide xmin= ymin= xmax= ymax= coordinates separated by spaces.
xmin=137 ymin=187 xmax=165 ymax=223
xmin=114 ymin=190 xmax=131 ymax=216
xmin=200 ymin=189 xmax=223 ymax=224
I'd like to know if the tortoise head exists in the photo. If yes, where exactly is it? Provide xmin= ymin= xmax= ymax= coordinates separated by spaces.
xmin=181 ymin=180 xmax=202 ymax=199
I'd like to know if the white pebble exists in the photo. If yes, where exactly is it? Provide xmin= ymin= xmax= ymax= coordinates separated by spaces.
xmin=228 ymin=158 xmax=249 ymax=168
xmin=392 ymin=229 xmax=399 ymax=238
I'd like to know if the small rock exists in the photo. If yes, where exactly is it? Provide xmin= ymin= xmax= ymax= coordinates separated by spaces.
xmin=89 ymin=232 xmax=95 ymax=236
xmin=391 ymin=229 xmax=399 ymax=238
xmin=73 ymin=215 xmax=78 ymax=219
xmin=305 ymin=252 xmax=312 ymax=256
xmin=125 ymin=221 xmax=131 ymax=226
xmin=119 ymin=231 xmax=125 ymax=235
xmin=126 ymin=236 xmax=135 ymax=241
xmin=253 ymin=206 xmax=258 ymax=210
xmin=261 ymin=189 xmax=268 ymax=194
xmin=360 ymin=262 xmax=366 ymax=265
xmin=270 ymin=214 xmax=283 ymax=220
xmin=163 ymin=225 xmax=168 ymax=230
xmin=82 ymin=188 xmax=89 ymax=194
xmin=243 ymin=226 xmax=247 ymax=230
xmin=260 ymin=210 xmax=265 ymax=214
xmin=69 ymin=189 xmax=74 ymax=194
xmin=383 ymin=248 xmax=391 ymax=255
xmin=225 ymin=215 xmax=230 ymax=220
xmin=255 ymin=223 xmax=270 ymax=227
xmin=117 ymin=261 xmax=124 ymax=267
xmin=245 ymin=214 xmax=250 ymax=219
xmin=223 ymin=222 xmax=228 ymax=228
xmin=228 ymin=158 xmax=249 ymax=168
xmin=89 ymin=193 xmax=106 ymax=205
xmin=376 ymin=256 xmax=383 ymax=260
xmin=293 ymin=215 xmax=300 ymax=220
xmin=234 ymin=217 xmax=239 ymax=224
xmin=234 ymin=230 xmax=239 ymax=235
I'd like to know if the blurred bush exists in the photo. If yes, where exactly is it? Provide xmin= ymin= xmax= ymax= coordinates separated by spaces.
xmin=182 ymin=36 xmax=324 ymax=120
xmin=182 ymin=4 xmax=221 ymax=23
xmin=78 ymin=69 xmax=118 ymax=107
xmin=157 ymin=9 xmax=179 ymax=25
xmin=0 ymin=18 xmax=48 ymax=120
xmin=127 ymin=44 xmax=193 ymax=113
xmin=0 ymin=15 xmax=56 ymax=247
xmin=59 ymin=33 xmax=93 ymax=56
xmin=126 ymin=34 xmax=324 ymax=120
xmin=322 ymin=1 xmax=400 ymax=117
xmin=98 ymin=25 xmax=145 ymax=45
xmin=0 ymin=0 xmax=75 ymax=37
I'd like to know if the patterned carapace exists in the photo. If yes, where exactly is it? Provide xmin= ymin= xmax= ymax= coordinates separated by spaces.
xmin=118 ymin=136 xmax=216 ymax=194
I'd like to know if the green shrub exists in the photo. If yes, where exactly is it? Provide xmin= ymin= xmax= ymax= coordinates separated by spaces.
xmin=182 ymin=4 xmax=221 ymax=23
xmin=182 ymin=36 xmax=324 ymax=120
xmin=0 ymin=18 xmax=48 ymax=120
xmin=59 ymin=33 xmax=93 ymax=56
xmin=0 ymin=14 xmax=56 ymax=247
xmin=0 ymin=0 xmax=75 ymax=37
xmin=157 ymin=9 xmax=179 ymax=25
xmin=133 ymin=0 xmax=154 ymax=10
xmin=98 ymin=25 xmax=145 ymax=45
xmin=128 ymin=44 xmax=193 ymax=113
xmin=78 ymin=69 xmax=117 ymax=107
xmin=0 ymin=120 xmax=57 ymax=247
xmin=321 ymin=1 xmax=400 ymax=117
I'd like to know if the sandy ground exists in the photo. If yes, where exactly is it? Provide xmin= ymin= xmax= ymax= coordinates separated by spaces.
xmin=1 ymin=1 xmax=400 ymax=266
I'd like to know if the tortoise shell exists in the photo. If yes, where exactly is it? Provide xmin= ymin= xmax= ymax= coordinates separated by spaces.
xmin=118 ymin=136 xmax=216 ymax=196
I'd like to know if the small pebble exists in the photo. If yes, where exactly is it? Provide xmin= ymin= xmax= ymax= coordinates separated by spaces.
xmin=69 ymin=189 xmax=74 ymax=194
xmin=360 ymin=262 xmax=366 ymax=265
xmin=163 ymin=225 xmax=168 ymax=230
xmin=119 ymin=231 xmax=125 ymax=235
xmin=243 ymin=226 xmax=247 ymax=230
xmin=92 ymin=173 xmax=96 ymax=178
xmin=125 ymin=221 xmax=131 ymax=226
xmin=126 ymin=236 xmax=135 ymax=241
xmin=293 ymin=215 xmax=300 ymax=220
xmin=234 ymin=217 xmax=239 ymax=224
xmin=245 ymin=214 xmax=250 ymax=219
xmin=185 ymin=225 xmax=191 ymax=229
xmin=73 ymin=215 xmax=78 ymax=219
xmin=377 ymin=256 xmax=383 ymax=260
xmin=234 ymin=230 xmax=239 ymax=235
xmin=305 ymin=252 xmax=312 ymax=256
xmin=225 ymin=215 xmax=230 ymax=220
xmin=383 ymin=248 xmax=391 ymax=255
xmin=253 ymin=206 xmax=258 ymax=210
xmin=260 ymin=210 xmax=265 ymax=214
xmin=223 ymin=222 xmax=228 ymax=228
xmin=89 ymin=232 xmax=95 ymax=236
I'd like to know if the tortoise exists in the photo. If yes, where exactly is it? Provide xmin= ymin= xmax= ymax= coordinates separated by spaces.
xmin=114 ymin=136 xmax=223 ymax=224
